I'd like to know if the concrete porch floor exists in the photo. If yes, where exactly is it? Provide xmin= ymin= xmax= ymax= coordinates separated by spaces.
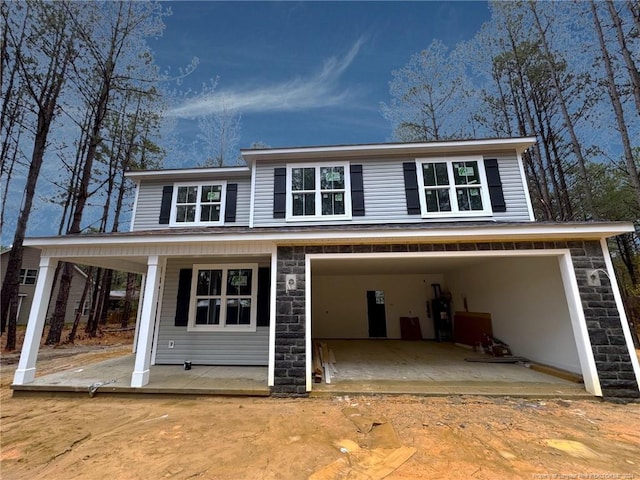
xmin=11 ymin=355 xmax=270 ymax=397
xmin=11 ymin=340 xmax=593 ymax=398
xmin=311 ymin=340 xmax=592 ymax=398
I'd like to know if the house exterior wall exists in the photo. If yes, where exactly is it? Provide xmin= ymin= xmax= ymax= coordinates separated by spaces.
xmin=252 ymin=151 xmax=531 ymax=228
xmin=132 ymin=175 xmax=252 ymax=231
xmin=154 ymin=257 xmax=269 ymax=365
xmin=272 ymin=241 xmax=639 ymax=398
xmin=1 ymin=247 xmax=89 ymax=325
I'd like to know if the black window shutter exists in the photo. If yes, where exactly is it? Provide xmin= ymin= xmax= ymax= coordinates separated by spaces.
xmin=224 ymin=183 xmax=238 ymax=222
xmin=484 ymin=158 xmax=506 ymax=213
xmin=273 ymin=168 xmax=286 ymax=218
xmin=256 ymin=267 xmax=270 ymax=327
xmin=175 ymin=268 xmax=192 ymax=326
xmin=159 ymin=185 xmax=173 ymax=224
xmin=350 ymin=164 xmax=365 ymax=216
xmin=403 ymin=162 xmax=421 ymax=214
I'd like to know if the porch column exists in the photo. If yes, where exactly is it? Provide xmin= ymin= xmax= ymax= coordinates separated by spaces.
xmin=13 ymin=256 xmax=58 ymax=385
xmin=131 ymin=256 xmax=165 ymax=387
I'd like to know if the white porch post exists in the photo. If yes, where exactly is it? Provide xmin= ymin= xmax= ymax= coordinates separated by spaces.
xmin=131 ymin=256 xmax=165 ymax=387
xmin=132 ymin=274 xmax=146 ymax=354
xmin=13 ymin=256 xmax=58 ymax=385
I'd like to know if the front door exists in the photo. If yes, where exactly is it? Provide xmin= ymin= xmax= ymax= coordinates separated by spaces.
xmin=366 ymin=290 xmax=387 ymax=338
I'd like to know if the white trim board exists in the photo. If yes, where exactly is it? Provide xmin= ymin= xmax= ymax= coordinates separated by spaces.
xmin=303 ymin=249 xmax=601 ymax=395
xmin=24 ymin=222 xmax=635 ymax=250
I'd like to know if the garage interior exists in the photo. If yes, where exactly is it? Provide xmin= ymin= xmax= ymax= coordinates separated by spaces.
xmin=310 ymin=253 xmax=590 ymax=396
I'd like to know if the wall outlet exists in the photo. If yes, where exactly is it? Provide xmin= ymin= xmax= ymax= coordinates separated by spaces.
xmin=168 ymin=340 xmax=175 ymax=349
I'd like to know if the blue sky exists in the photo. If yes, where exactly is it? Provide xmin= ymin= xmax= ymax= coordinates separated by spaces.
xmin=156 ymin=1 xmax=491 ymax=154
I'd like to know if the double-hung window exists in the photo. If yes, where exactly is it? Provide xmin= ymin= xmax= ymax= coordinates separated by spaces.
xmin=416 ymin=156 xmax=491 ymax=217
xmin=188 ymin=264 xmax=258 ymax=331
xmin=170 ymin=182 xmax=226 ymax=226
xmin=287 ymin=163 xmax=351 ymax=220
xmin=19 ymin=269 xmax=37 ymax=285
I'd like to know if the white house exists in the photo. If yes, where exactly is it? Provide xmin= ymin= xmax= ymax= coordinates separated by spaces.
xmin=13 ymin=137 xmax=640 ymax=398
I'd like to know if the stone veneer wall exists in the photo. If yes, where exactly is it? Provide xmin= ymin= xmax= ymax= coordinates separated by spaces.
xmin=272 ymin=241 xmax=639 ymax=398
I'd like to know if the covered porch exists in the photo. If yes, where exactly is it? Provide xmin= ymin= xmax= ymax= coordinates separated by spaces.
xmin=12 ymin=233 xmax=278 ymax=391
xmin=11 ymin=354 xmax=270 ymax=396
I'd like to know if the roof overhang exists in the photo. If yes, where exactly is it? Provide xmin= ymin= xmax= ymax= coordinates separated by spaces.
xmin=125 ymin=165 xmax=250 ymax=181
xmin=240 ymin=137 xmax=537 ymax=163
xmin=21 ymin=222 xmax=633 ymax=274
xmin=23 ymin=221 xmax=634 ymax=250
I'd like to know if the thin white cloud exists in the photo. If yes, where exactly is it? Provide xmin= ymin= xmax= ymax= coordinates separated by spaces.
xmin=167 ymin=37 xmax=366 ymax=118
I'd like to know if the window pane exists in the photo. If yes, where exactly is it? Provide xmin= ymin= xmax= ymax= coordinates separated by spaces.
xmin=195 ymin=299 xmax=220 ymax=325
xmin=304 ymin=192 xmax=315 ymax=215
xmin=457 ymin=187 xmax=483 ymax=211
xmin=435 ymin=163 xmax=449 ymax=186
xmin=423 ymin=164 xmax=436 ymax=186
xmin=200 ymin=204 xmax=220 ymax=222
xmin=321 ymin=166 xmax=344 ymax=189
xmin=196 ymin=269 xmax=222 ymax=296
xmin=292 ymin=168 xmax=315 ymax=191
xmin=425 ymin=190 xmax=438 ymax=212
xmin=292 ymin=193 xmax=304 ymax=215
xmin=177 ymin=186 xmax=197 ymax=203
xmin=175 ymin=205 xmax=196 ymax=223
xmin=322 ymin=192 xmax=344 ymax=215
xmin=457 ymin=188 xmax=470 ymax=211
xmin=438 ymin=189 xmax=451 ymax=211
xmin=293 ymin=193 xmax=314 ymax=216
xmin=226 ymin=298 xmax=251 ymax=325
xmin=453 ymin=161 xmax=480 ymax=185
xmin=303 ymin=168 xmax=315 ymax=190
xmin=227 ymin=269 xmax=252 ymax=296
xmin=292 ymin=168 xmax=303 ymax=190
xmin=201 ymin=185 xmax=221 ymax=203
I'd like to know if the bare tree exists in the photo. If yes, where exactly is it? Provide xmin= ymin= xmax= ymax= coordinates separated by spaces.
xmin=0 ymin=1 xmax=78 ymax=350
xmin=591 ymin=1 xmax=640 ymax=211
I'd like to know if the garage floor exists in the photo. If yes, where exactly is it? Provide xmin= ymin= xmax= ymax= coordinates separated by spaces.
xmin=312 ymin=340 xmax=591 ymax=397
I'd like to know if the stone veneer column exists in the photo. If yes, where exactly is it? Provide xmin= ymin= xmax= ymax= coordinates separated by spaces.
xmin=568 ymin=240 xmax=639 ymax=398
xmin=270 ymin=241 xmax=639 ymax=398
xmin=272 ymin=246 xmax=307 ymax=396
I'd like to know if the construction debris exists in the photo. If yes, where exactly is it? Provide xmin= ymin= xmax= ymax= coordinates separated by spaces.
xmin=313 ymin=341 xmax=337 ymax=384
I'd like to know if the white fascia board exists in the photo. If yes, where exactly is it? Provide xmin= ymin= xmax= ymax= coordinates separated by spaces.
xmin=241 ymin=137 xmax=538 ymax=162
xmin=23 ymin=222 xmax=634 ymax=250
xmin=125 ymin=166 xmax=250 ymax=181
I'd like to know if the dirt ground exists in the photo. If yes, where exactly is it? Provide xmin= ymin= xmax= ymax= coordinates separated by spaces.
xmin=1 ymin=328 xmax=639 ymax=480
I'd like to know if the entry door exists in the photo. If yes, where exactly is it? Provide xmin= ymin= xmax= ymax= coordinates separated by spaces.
xmin=366 ymin=290 xmax=387 ymax=338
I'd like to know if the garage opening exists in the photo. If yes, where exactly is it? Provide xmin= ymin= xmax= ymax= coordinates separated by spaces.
xmin=308 ymin=251 xmax=594 ymax=396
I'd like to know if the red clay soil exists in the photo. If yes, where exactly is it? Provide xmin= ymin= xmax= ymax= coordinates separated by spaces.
xmin=1 ymin=329 xmax=639 ymax=479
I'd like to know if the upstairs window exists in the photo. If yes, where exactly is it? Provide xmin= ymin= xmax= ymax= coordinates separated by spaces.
xmin=416 ymin=157 xmax=491 ymax=217
xmin=286 ymin=163 xmax=351 ymax=220
xmin=188 ymin=264 xmax=258 ymax=332
xmin=19 ymin=269 xmax=37 ymax=285
xmin=170 ymin=182 xmax=226 ymax=226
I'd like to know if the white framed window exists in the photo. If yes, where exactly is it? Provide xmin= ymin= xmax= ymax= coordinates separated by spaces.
xmin=188 ymin=263 xmax=258 ymax=332
xmin=19 ymin=269 xmax=37 ymax=285
xmin=415 ymin=156 xmax=491 ymax=217
xmin=286 ymin=162 xmax=352 ymax=220
xmin=169 ymin=181 xmax=226 ymax=226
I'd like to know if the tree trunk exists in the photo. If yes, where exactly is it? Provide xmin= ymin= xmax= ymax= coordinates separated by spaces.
xmin=529 ymin=3 xmax=598 ymax=218
xmin=45 ymin=262 xmax=74 ymax=345
xmin=121 ymin=272 xmax=137 ymax=328
xmin=67 ymin=267 xmax=94 ymax=343
xmin=591 ymin=1 xmax=640 ymax=211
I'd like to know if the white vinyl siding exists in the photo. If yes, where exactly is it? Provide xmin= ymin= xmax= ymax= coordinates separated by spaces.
xmin=154 ymin=258 xmax=269 ymax=365
xmin=132 ymin=177 xmax=252 ymax=231
xmin=251 ymin=153 xmax=531 ymax=227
